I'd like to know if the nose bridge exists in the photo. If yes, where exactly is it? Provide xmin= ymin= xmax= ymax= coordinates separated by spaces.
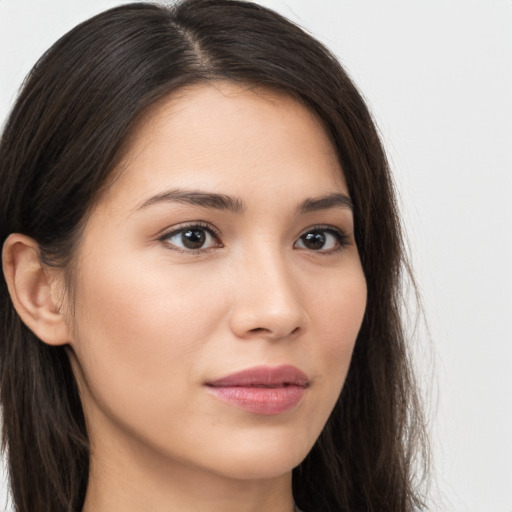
xmin=229 ymin=242 xmax=307 ymax=339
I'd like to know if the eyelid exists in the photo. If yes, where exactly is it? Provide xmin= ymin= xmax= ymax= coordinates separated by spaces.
xmin=157 ymin=221 xmax=223 ymax=252
xmin=157 ymin=220 xmax=220 ymax=238
xmin=295 ymin=224 xmax=351 ymax=252
xmin=155 ymin=222 xmax=350 ymax=255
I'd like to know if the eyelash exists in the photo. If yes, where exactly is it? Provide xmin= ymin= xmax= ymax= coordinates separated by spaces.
xmin=158 ymin=222 xmax=222 ymax=254
xmin=296 ymin=225 xmax=351 ymax=254
xmin=158 ymin=222 xmax=350 ymax=255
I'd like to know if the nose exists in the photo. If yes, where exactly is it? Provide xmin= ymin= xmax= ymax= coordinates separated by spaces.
xmin=228 ymin=250 xmax=308 ymax=340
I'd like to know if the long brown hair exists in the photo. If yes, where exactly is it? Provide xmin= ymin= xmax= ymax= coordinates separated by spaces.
xmin=0 ymin=1 xmax=429 ymax=511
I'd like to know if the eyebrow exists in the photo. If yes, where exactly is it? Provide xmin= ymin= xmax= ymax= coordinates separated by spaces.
xmin=135 ymin=189 xmax=245 ymax=213
xmin=297 ymin=192 xmax=353 ymax=213
xmin=135 ymin=189 xmax=353 ymax=214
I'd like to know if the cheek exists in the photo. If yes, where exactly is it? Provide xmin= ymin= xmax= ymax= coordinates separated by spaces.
xmin=69 ymin=251 xmax=226 ymax=419
xmin=315 ymin=262 xmax=366 ymax=350
xmin=316 ymin=267 xmax=366 ymax=390
xmin=300 ymin=260 xmax=366 ymax=411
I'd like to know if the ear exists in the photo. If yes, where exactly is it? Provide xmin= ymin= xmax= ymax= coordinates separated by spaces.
xmin=2 ymin=233 xmax=71 ymax=346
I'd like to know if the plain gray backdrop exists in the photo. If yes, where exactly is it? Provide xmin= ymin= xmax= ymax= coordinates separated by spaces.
xmin=1 ymin=1 xmax=511 ymax=511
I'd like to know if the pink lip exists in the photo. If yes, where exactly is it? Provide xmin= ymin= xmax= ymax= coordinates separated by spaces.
xmin=205 ymin=365 xmax=309 ymax=415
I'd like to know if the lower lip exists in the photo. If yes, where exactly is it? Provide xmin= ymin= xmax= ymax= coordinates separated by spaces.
xmin=206 ymin=385 xmax=306 ymax=415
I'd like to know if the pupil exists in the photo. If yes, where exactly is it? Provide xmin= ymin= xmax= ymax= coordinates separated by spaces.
xmin=303 ymin=231 xmax=325 ymax=250
xmin=182 ymin=229 xmax=206 ymax=249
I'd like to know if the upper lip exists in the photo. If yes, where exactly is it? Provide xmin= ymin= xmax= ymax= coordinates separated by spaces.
xmin=206 ymin=365 xmax=309 ymax=388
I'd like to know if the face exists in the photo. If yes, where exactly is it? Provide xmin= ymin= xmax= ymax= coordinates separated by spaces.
xmin=65 ymin=83 xmax=367 ymax=483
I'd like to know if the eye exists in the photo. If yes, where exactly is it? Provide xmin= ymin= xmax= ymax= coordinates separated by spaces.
xmin=161 ymin=224 xmax=221 ymax=252
xmin=295 ymin=227 xmax=349 ymax=253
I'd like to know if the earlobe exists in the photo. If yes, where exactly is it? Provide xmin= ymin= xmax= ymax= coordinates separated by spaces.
xmin=2 ymin=233 xmax=71 ymax=346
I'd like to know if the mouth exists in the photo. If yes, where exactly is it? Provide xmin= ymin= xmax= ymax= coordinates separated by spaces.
xmin=205 ymin=365 xmax=309 ymax=415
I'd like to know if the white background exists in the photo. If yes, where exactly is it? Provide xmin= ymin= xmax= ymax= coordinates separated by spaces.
xmin=1 ymin=1 xmax=511 ymax=511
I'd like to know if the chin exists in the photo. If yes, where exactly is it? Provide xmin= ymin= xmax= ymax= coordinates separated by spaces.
xmin=197 ymin=430 xmax=315 ymax=481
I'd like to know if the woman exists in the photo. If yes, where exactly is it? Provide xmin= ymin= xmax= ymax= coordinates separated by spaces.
xmin=0 ymin=1 xmax=429 ymax=511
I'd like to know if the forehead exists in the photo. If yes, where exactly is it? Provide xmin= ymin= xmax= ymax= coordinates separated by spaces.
xmin=102 ymin=81 xmax=347 ymax=210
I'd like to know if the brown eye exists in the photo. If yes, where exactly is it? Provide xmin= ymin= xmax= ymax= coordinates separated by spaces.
xmin=163 ymin=225 xmax=220 ymax=252
xmin=301 ymin=231 xmax=327 ymax=250
xmin=295 ymin=228 xmax=348 ymax=252
xmin=181 ymin=229 xmax=207 ymax=249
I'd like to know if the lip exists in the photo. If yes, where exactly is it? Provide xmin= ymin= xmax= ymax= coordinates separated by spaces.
xmin=205 ymin=365 xmax=309 ymax=415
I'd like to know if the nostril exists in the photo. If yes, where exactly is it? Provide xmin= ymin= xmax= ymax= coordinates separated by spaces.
xmin=247 ymin=326 xmax=301 ymax=337
xmin=249 ymin=327 xmax=268 ymax=334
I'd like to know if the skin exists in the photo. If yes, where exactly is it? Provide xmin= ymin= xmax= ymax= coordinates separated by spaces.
xmin=4 ymin=82 xmax=367 ymax=512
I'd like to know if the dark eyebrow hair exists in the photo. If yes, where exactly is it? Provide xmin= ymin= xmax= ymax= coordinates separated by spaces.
xmin=135 ymin=189 xmax=245 ymax=213
xmin=134 ymin=189 xmax=353 ymax=215
xmin=297 ymin=192 xmax=353 ymax=213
